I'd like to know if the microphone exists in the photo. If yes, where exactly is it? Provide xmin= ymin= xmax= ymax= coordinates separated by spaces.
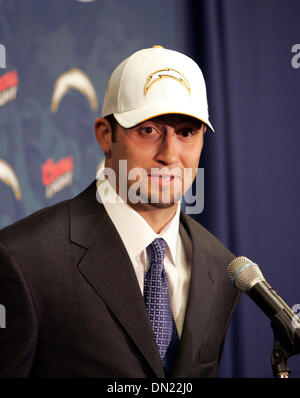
xmin=227 ymin=256 xmax=300 ymax=352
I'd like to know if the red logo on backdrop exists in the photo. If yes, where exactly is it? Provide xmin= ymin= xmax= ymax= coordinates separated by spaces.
xmin=41 ymin=156 xmax=74 ymax=199
xmin=0 ymin=70 xmax=18 ymax=106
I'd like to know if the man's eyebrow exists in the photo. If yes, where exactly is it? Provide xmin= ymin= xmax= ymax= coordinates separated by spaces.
xmin=130 ymin=120 xmax=159 ymax=128
xmin=176 ymin=121 xmax=204 ymax=129
xmin=130 ymin=117 xmax=204 ymax=129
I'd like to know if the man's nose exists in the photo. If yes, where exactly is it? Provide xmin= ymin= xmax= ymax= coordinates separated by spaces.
xmin=155 ymin=130 xmax=179 ymax=166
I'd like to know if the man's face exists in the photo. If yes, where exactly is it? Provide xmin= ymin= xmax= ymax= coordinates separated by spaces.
xmin=107 ymin=114 xmax=205 ymax=210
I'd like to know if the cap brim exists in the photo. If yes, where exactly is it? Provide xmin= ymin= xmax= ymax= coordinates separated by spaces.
xmin=113 ymin=104 xmax=214 ymax=132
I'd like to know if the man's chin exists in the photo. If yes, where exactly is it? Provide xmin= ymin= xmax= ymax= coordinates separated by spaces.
xmin=125 ymin=186 xmax=182 ymax=210
xmin=141 ymin=191 xmax=182 ymax=209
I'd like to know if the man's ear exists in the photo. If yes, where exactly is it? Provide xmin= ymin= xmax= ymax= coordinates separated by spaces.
xmin=202 ymin=124 xmax=207 ymax=134
xmin=94 ymin=117 xmax=112 ymax=155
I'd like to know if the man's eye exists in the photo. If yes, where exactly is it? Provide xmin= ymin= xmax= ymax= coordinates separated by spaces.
xmin=141 ymin=126 xmax=155 ymax=135
xmin=179 ymin=129 xmax=194 ymax=137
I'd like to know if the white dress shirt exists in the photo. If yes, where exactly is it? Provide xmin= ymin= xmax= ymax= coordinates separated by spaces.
xmin=96 ymin=165 xmax=191 ymax=337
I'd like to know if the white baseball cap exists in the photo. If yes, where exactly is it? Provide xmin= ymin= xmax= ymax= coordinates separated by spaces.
xmin=101 ymin=45 xmax=214 ymax=132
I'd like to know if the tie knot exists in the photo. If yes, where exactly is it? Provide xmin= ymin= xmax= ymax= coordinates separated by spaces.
xmin=146 ymin=238 xmax=167 ymax=265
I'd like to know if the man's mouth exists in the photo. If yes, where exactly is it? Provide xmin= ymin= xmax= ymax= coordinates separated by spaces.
xmin=148 ymin=170 xmax=182 ymax=180
xmin=148 ymin=174 xmax=180 ymax=183
xmin=150 ymin=175 xmax=175 ymax=180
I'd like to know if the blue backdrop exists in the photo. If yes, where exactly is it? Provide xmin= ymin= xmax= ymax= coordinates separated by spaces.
xmin=0 ymin=0 xmax=299 ymax=378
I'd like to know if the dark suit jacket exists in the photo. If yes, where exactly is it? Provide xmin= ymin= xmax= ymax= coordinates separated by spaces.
xmin=0 ymin=181 xmax=239 ymax=378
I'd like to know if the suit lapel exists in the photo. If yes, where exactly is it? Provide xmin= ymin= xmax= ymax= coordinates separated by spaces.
xmin=69 ymin=182 xmax=165 ymax=378
xmin=68 ymin=182 xmax=217 ymax=378
xmin=173 ymin=213 xmax=217 ymax=378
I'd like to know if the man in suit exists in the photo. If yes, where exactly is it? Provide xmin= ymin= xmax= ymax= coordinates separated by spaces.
xmin=0 ymin=46 xmax=239 ymax=378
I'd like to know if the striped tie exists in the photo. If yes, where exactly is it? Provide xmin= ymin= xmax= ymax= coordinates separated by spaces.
xmin=144 ymin=238 xmax=179 ymax=376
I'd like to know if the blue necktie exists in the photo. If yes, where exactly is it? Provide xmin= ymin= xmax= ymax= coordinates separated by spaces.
xmin=144 ymin=238 xmax=180 ymax=376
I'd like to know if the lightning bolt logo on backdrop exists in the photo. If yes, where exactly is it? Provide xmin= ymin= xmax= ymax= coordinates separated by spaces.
xmin=0 ymin=159 xmax=22 ymax=200
xmin=51 ymin=68 xmax=99 ymax=112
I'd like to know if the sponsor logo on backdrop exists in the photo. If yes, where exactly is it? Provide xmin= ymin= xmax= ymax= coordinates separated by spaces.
xmin=41 ymin=156 xmax=74 ymax=199
xmin=0 ymin=158 xmax=22 ymax=200
xmin=0 ymin=44 xmax=6 ymax=68
xmin=51 ymin=68 xmax=99 ymax=112
xmin=291 ymin=44 xmax=300 ymax=69
xmin=0 ymin=70 xmax=18 ymax=106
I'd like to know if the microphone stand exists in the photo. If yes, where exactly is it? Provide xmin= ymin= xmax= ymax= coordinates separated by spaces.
xmin=270 ymin=309 xmax=300 ymax=378
xmin=271 ymin=338 xmax=291 ymax=378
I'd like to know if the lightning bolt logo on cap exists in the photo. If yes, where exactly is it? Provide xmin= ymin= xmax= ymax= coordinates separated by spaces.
xmin=51 ymin=68 xmax=99 ymax=112
xmin=144 ymin=68 xmax=191 ymax=96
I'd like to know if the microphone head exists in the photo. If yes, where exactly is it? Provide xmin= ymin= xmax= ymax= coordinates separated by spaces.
xmin=227 ymin=256 xmax=265 ymax=292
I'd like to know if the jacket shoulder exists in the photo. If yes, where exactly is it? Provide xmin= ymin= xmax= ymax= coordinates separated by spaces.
xmin=0 ymin=199 xmax=70 ymax=250
xmin=0 ymin=181 xmax=97 ymax=247
xmin=180 ymin=212 xmax=235 ymax=260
